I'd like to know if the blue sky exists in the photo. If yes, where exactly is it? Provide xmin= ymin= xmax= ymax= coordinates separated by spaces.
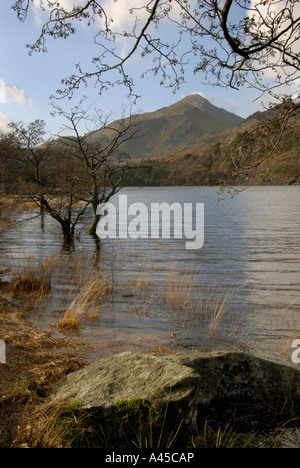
xmin=0 ymin=1 xmax=265 ymax=137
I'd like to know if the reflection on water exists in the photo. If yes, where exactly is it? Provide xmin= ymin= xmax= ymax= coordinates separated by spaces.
xmin=0 ymin=186 xmax=299 ymax=365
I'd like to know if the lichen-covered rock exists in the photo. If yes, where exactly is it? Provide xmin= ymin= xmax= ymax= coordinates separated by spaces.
xmin=53 ymin=350 xmax=300 ymax=438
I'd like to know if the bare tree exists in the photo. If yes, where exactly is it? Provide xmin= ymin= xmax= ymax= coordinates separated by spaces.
xmin=5 ymin=120 xmax=53 ymax=223
xmin=4 ymin=119 xmax=89 ymax=247
xmin=39 ymin=147 xmax=91 ymax=246
xmin=6 ymin=120 xmax=51 ymax=185
xmin=0 ymin=131 xmax=17 ymax=218
xmin=4 ymin=112 xmax=140 ymax=246
xmin=51 ymin=100 xmax=141 ymax=235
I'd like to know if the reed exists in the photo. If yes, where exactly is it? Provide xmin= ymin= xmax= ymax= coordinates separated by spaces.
xmin=125 ymin=255 xmax=152 ymax=297
xmin=58 ymin=272 xmax=110 ymax=330
xmin=7 ymin=256 xmax=54 ymax=297
xmin=200 ymin=283 xmax=248 ymax=335
xmin=132 ymin=272 xmax=150 ymax=293
xmin=279 ymin=296 xmax=300 ymax=360
xmin=157 ymin=267 xmax=236 ymax=333
xmin=193 ymin=421 xmax=261 ymax=448
xmin=208 ymin=289 xmax=233 ymax=332
xmin=156 ymin=265 xmax=195 ymax=311
xmin=119 ymin=259 xmax=245 ymax=338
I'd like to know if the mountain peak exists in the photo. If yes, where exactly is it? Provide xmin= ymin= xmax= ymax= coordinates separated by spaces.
xmin=180 ymin=94 xmax=207 ymax=104
xmin=172 ymin=94 xmax=208 ymax=110
xmin=87 ymin=95 xmax=244 ymax=160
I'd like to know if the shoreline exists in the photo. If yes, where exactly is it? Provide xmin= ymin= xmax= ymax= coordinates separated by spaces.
xmin=0 ymin=293 xmax=87 ymax=447
xmin=0 ymin=292 xmax=299 ymax=448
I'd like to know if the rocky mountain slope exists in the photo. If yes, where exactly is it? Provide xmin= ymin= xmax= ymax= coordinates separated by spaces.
xmin=86 ymin=94 xmax=244 ymax=160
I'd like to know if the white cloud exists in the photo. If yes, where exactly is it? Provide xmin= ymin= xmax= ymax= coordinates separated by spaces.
xmin=181 ymin=91 xmax=205 ymax=99
xmin=32 ymin=0 xmax=187 ymax=43
xmin=0 ymin=85 xmax=32 ymax=106
xmin=31 ymin=0 xmax=141 ymax=57
xmin=101 ymin=0 xmax=192 ymax=34
xmin=0 ymin=79 xmax=6 ymax=103
xmin=249 ymin=1 xmax=300 ymax=81
xmin=102 ymin=0 xmax=149 ymax=30
xmin=0 ymin=112 xmax=11 ymax=130
xmin=32 ymin=0 xmax=83 ymax=25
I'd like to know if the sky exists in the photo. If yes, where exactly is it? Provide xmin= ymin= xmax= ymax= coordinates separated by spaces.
xmin=0 ymin=1 xmax=293 ymax=137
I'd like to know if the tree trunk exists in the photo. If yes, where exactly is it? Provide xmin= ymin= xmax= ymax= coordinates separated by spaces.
xmin=61 ymin=220 xmax=75 ymax=249
xmin=40 ymin=202 xmax=45 ymax=230
xmin=88 ymin=180 xmax=100 ymax=236
xmin=88 ymin=211 xmax=100 ymax=236
xmin=41 ymin=197 xmax=75 ymax=248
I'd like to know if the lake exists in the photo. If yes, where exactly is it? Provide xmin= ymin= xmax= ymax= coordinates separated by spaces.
xmin=0 ymin=186 xmax=299 ymax=365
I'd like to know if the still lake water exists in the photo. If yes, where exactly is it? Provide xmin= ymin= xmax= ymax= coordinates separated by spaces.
xmin=0 ymin=186 xmax=299 ymax=365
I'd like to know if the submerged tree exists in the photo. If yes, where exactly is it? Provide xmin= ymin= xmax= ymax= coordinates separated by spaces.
xmin=51 ymin=100 xmax=141 ymax=236
xmin=4 ymin=106 xmax=140 ymax=247
xmin=6 ymin=120 xmax=50 ymax=191
xmin=40 ymin=148 xmax=91 ymax=246
xmin=5 ymin=119 xmax=89 ymax=246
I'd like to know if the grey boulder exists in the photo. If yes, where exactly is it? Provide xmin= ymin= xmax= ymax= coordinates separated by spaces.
xmin=53 ymin=350 xmax=300 ymax=435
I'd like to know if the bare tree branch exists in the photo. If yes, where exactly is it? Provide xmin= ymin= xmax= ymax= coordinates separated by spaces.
xmin=12 ymin=0 xmax=299 ymax=98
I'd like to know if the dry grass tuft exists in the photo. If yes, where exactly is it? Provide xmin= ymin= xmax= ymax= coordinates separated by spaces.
xmin=57 ymin=272 xmax=111 ymax=330
xmin=208 ymin=288 xmax=233 ymax=332
xmin=165 ymin=268 xmax=195 ymax=310
xmin=7 ymin=257 xmax=54 ymax=297
xmin=13 ymin=398 xmax=94 ymax=448
xmin=119 ymin=260 xmax=247 ymax=338
xmin=0 ymin=293 xmax=87 ymax=447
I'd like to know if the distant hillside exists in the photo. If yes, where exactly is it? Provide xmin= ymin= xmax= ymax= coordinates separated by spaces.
xmin=86 ymin=94 xmax=244 ymax=160
xmin=48 ymin=94 xmax=299 ymax=186
xmin=122 ymin=106 xmax=300 ymax=187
